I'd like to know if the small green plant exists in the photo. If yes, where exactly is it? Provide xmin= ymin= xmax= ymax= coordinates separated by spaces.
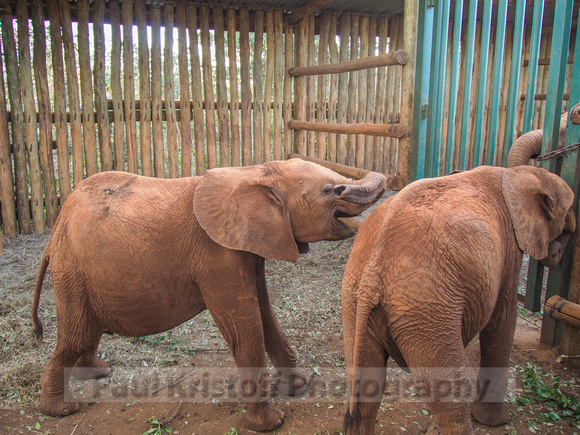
xmin=143 ymin=417 xmax=174 ymax=435
xmin=224 ymin=428 xmax=239 ymax=435
xmin=513 ymin=363 xmax=580 ymax=429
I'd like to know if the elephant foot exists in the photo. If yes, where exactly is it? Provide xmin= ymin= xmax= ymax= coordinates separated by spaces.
xmin=471 ymin=402 xmax=509 ymax=427
xmin=73 ymin=357 xmax=111 ymax=380
xmin=244 ymin=402 xmax=284 ymax=432
xmin=39 ymin=393 xmax=80 ymax=417
xmin=276 ymin=367 xmax=310 ymax=397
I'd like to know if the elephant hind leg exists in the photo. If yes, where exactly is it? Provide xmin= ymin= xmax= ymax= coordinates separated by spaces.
xmin=72 ymin=335 xmax=111 ymax=380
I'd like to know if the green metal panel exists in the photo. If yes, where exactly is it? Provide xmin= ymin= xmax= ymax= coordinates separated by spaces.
xmin=501 ymin=0 xmax=526 ymax=166
xmin=485 ymin=0 xmax=508 ymax=166
xmin=471 ymin=0 xmax=493 ymax=168
xmin=522 ymin=0 xmax=545 ymax=135
xmin=539 ymin=0 xmax=575 ymax=347
xmin=458 ymin=0 xmax=478 ymax=170
xmin=445 ymin=0 xmax=463 ymax=173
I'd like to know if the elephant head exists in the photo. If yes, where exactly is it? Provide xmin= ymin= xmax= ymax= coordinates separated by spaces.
xmin=193 ymin=158 xmax=386 ymax=262
xmin=502 ymin=166 xmax=576 ymax=267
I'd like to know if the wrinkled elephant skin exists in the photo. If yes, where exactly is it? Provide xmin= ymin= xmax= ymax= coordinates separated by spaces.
xmin=32 ymin=159 xmax=386 ymax=432
xmin=341 ymin=165 xmax=575 ymax=435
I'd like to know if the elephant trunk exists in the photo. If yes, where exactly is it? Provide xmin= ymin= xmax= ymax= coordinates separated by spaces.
xmin=541 ymin=206 xmax=577 ymax=268
xmin=336 ymin=171 xmax=386 ymax=205
xmin=507 ymin=113 xmax=568 ymax=167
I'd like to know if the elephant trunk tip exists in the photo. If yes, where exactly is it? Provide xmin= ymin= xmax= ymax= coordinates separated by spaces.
xmin=343 ymin=406 xmax=362 ymax=434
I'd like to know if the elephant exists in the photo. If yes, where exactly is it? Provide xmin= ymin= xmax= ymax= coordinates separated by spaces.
xmin=341 ymin=165 xmax=576 ymax=434
xmin=31 ymin=158 xmax=386 ymax=432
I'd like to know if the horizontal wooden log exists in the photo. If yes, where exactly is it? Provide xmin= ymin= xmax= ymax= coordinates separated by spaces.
xmin=288 ymin=119 xmax=405 ymax=138
xmin=288 ymin=153 xmax=404 ymax=191
xmin=521 ymin=93 xmax=570 ymax=101
xmin=288 ymin=50 xmax=408 ymax=77
xmin=523 ymin=55 xmax=574 ymax=67
xmin=545 ymin=295 xmax=580 ymax=328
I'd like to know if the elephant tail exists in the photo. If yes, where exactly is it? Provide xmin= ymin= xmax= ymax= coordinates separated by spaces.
xmin=32 ymin=250 xmax=50 ymax=342
xmin=344 ymin=295 xmax=379 ymax=434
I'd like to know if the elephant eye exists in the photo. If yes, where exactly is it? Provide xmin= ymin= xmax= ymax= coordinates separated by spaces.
xmin=323 ymin=185 xmax=333 ymax=195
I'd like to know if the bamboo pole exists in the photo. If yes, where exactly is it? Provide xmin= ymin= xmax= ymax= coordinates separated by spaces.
xmin=263 ymin=10 xmax=274 ymax=163
xmin=164 ymin=3 xmax=179 ymax=177
xmin=240 ymin=7 xmax=252 ymax=165
xmin=187 ymin=4 xmax=206 ymax=175
xmin=336 ymin=12 xmax=351 ymax=164
xmin=48 ymin=0 xmax=71 ymax=200
xmin=273 ymin=11 xmax=284 ymax=161
xmin=110 ymin=0 xmax=125 ymax=172
xmin=136 ymin=0 xmax=153 ymax=176
xmin=327 ymin=14 xmax=339 ymax=163
xmin=283 ymin=23 xmax=294 ymax=159
xmin=253 ymin=9 xmax=265 ymax=164
xmin=1 ymin=8 xmax=32 ymax=234
xmin=122 ymin=0 xmax=138 ymax=173
xmin=93 ymin=0 xmax=112 ymax=172
xmin=200 ymin=4 xmax=217 ymax=170
xmin=306 ymin=14 xmax=316 ymax=157
xmin=293 ymin=17 xmax=308 ymax=156
xmin=356 ymin=15 xmax=369 ymax=168
xmin=151 ymin=6 xmax=165 ymax=177
xmin=59 ymin=0 xmax=84 ymax=185
xmin=288 ymin=50 xmax=408 ymax=77
xmin=16 ymin=1 xmax=44 ymax=233
xmin=346 ymin=14 xmax=359 ymax=167
xmin=78 ymin=0 xmax=98 ymax=177
xmin=227 ymin=7 xmax=241 ymax=167
xmin=214 ymin=6 xmax=230 ymax=167
xmin=373 ymin=17 xmax=388 ymax=172
xmin=176 ymin=1 xmax=191 ymax=175
xmin=32 ymin=0 xmax=58 ymax=227
xmin=545 ymin=296 xmax=580 ymax=328
xmin=316 ymin=12 xmax=330 ymax=160
xmin=0 ymin=46 xmax=17 ymax=239
xmin=288 ymin=120 xmax=405 ymax=137
xmin=364 ymin=17 xmax=377 ymax=171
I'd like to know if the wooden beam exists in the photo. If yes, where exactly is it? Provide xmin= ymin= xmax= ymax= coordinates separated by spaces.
xmin=546 ymin=296 xmax=580 ymax=328
xmin=288 ymin=120 xmax=405 ymax=138
xmin=284 ymin=0 xmax=335 ymax=27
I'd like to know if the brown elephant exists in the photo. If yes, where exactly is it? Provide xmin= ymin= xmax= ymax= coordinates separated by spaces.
xmin=341 ymin=165 xmax=576 ymax=435
xmin=32 ymin=158 xmax=386 ymax=432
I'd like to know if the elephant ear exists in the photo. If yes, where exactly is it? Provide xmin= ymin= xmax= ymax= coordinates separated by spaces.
xmin=193 ymin=165 xmax=299 ymax=261
xmin=502 ymin=166 xmax=573 ymax=260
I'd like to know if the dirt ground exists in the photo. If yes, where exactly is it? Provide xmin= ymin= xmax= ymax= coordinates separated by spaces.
xmin=1 ymin=196 xmax=579 ymax=434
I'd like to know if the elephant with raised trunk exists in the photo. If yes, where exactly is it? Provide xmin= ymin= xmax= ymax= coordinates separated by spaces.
xmin=32 ymin=158 xmax=386 ymax=432
xmin=341 ymin=165 xmax=575 ymax=434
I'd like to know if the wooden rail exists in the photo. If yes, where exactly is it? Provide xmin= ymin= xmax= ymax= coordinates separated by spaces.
xmin=288 ymin=50 xmax=408 ymax=77
xmin=545 ymin=295 xmax=580 ymax=328
xmin=288 ymin=119 xmax=405 ymax=138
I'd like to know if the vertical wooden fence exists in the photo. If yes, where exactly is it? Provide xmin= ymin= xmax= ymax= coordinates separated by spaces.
xmin=0 ymin=1 xmax=405 ymax=243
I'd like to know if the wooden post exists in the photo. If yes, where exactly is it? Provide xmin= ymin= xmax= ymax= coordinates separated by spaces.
xmin=0 ymin=45 xmax=17 ymax=239
xmin=122 ymin=0 xmax=138 ymax=173
xmin=562 ymin=230 xmax=580 ymax=368
xmin=187 ymin=4 xmax=206 ymax=175
xmin=200 ymin=4 xmax=217 ymax=170
xmin=137 ymin=0 xmax=153 ymax=176
xmin=398 ymin=0 xmax=419 ymax=185
xmin=306 ymin=14 xmax=316 ymax=157
xmin=327 ymin=14 xmax=339 ymax=163
xmin=214 ymin=6 xmax=230 ymax=167
xmin=48 ymin=0 xmax=71 ymax=200
xmin=16 ymin=1 xmax=44 ymax=233
xmin=78 ymin=0 xmax=98 ymax=177
xmin=253 ymin=9 xmax=265 ymax=164
xmin=151 ymin=6 xmax=165 ymax=177
xmin=176 ymin=1 xmax=191 ymax=175
xmin=110 ymin=0 xmax=125 ymax=172
xmin=240 ymin=8 xmax=252 ymax=166
xmin=273 ymin=10 xmax=284 ymax=161
xmin=164 ymin=3 xmax=179 ymax=177
xmin=356 ymin=15 xmax=369 ymax=168
xmin=293 ymin=17 xmax=308 ymax=156
xmin=373 ymin=17 xmax=388 ymax=172
xmin=1 ymin=8 xmax=32 ymax=234
xmin=227 ymin=7 xmax=240 ymax=167
xmin=364 ymin=17 xmax=377 ymax=170
xmin=263 ymin=10 xmax=274 ymax=162
xmin=283 ymin=23 xmax=294 ymax=159
xmin=316 ymin=12 xmax=330 ymax=160
xmin=59 ymin=0 xmax=84 ymax=185
xmin=336 ymin=12 xmax=351 ymax=164
xmin=346 ymin=14 xmax=359 ymax=167
xmin=93 ymin=0 xmax=112 ymax=172
xmin=32 ymin=0 xmax=58 ymax=227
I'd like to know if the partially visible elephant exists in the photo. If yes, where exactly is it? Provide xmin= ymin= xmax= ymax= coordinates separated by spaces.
xmin=341 ymin=165 xmax=575 ymax=434
xmin=32 ymin=158 xmax=386 ymax=432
